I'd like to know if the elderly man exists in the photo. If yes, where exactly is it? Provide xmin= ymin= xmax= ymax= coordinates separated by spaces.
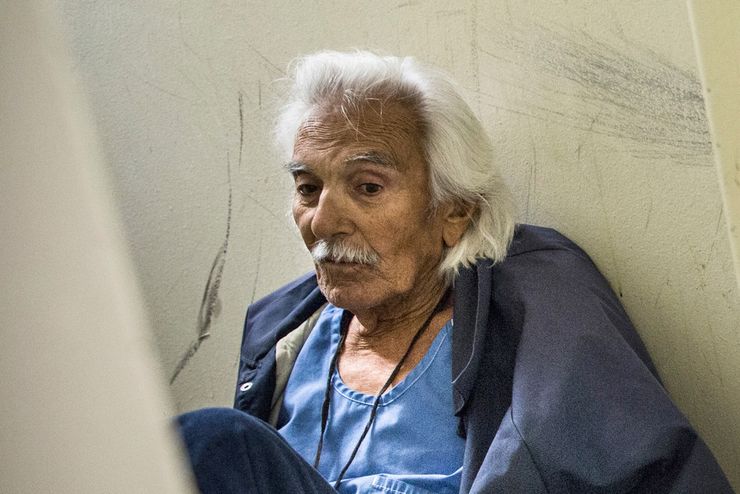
xmin=177 ymin=51 xmax=732 ymax=493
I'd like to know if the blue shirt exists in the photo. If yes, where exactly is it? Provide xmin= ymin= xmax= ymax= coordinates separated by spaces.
xmin=279 ymin=304 xmax=464 ymax=494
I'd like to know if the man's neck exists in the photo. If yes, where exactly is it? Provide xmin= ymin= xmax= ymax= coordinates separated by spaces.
xmin=338 ymin=289 xmax=452 ymax=395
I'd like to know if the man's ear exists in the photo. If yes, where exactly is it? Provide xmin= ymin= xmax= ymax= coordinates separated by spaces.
xmin=440 ymin=199 xmax=476 ymax=248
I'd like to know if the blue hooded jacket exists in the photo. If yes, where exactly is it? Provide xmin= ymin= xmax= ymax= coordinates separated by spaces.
xmin=234 ymin=225 xmax=732 ymax=493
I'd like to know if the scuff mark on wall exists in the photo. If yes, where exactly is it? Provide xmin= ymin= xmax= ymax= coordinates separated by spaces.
xmin=643 ymin=197 xmax=654 ymax=231
xmin=524 ymin=121 xmax=538 ymax=221
xmin=393 ymin=0 xmax=420 ymax=10
xmin=247 ymin=43 xmax=285 ymax=75
xmin=469 ymin=0 xmax=481 ymax=111
xmin=141 ymin=79 xmax=188 ymax=101
xmin=238 ymin=90 xmax=245 ymax=169
xmin=169 ymin=95 xmax=238 ymax=385
xmin=477 ymin=23 xmax=711 ymax=162
xmin=249 ymin=236 xmax=263 ymax=304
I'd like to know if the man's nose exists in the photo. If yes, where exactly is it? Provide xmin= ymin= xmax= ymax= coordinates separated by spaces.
xmin=310 ymin=188 xmax=353 ymax=239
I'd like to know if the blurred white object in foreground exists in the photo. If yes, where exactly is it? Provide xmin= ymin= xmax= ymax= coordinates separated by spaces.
xmin=0 ymin=3 xmax=195 ymax=493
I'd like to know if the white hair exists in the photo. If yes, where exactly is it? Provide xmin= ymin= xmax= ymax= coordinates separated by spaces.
xmin=275 ymin=50 xmax=516 ymax=281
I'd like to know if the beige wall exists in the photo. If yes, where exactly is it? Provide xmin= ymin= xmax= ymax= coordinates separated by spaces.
xmin=56 ymin=0 xmax=740 ymax=488
xmin=689 ymin=0 xmax=740 ymax=289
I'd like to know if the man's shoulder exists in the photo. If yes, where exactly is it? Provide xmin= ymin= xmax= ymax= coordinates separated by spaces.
xmin=486 ymin=224 xmax=660 ymax=376
xmin=505 ymin=224 xmax=590 ymax=261
xmin=485 ymin=224 xmax=621 ymax=326
xmin=478 ymin=224 xmax=601 ymax=292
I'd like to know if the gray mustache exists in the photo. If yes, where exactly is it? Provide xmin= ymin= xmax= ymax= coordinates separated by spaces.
xmin=311 ymin=239 xmax=380 ymax=266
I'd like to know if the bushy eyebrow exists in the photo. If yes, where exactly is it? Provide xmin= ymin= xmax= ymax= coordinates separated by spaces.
xmin=285 ymin=151 xmax=397 ymax=176
xmin=343 ymin=151 xmax=397 ymax=169
xmin=284 ymin=161 xmax=309 ymax=175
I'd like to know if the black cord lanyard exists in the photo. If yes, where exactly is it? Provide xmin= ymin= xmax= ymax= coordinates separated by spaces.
xmin=313 ymin=295 xmax=448 ymax=490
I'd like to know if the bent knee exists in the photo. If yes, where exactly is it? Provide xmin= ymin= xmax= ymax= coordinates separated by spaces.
xmin=177 ymin=407 xmax=286 ymax=452
xmin=176 ymin=407 xmax=269 ymax=441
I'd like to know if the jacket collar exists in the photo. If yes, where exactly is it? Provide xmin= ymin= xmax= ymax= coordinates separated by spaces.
xmin=240 ymin=272 xmax=326 ymax=367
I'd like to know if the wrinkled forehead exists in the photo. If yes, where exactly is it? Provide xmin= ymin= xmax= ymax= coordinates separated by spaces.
xmin=293 ymin=98 xmax=426 ymax=167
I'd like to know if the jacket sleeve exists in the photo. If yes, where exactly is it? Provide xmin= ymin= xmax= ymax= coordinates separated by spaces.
xmin=467 ymin=242 xmax=733 ymax=493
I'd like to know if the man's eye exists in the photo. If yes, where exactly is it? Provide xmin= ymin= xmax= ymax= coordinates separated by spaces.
xmin=359 ymin=183 xmax=382 ymax=195
xmin=296 ymin=184 xmax=319 ymax=196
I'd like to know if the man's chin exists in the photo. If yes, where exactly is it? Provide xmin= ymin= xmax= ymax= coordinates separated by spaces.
xmin=318 ymin=285 xmax=361 ymax=310
xmin=316 ymin=272 xmax=369 ymax=309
